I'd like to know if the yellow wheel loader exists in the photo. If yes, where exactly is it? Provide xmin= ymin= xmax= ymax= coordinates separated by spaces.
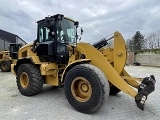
xmin=11 ymin=14 xmax=155 ymax=114
xmin=0 ymin=50 xmax=11 ymax=72
xmin=0 ymin=43 xmax=22 ymax=72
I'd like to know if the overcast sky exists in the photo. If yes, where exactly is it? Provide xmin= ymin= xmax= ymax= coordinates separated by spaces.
xmin=0 ymin=0 xmax=160 ymax=43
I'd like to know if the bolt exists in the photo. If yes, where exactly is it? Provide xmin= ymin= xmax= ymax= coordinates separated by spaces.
xmin=117 ymin=50 xmax=123 ymax=57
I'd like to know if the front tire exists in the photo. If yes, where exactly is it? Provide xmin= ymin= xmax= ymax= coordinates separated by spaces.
xmin=16 ymin=63 xmax=44 ymax=96
xmin=64 ymin=64 xmax=109 ymax=114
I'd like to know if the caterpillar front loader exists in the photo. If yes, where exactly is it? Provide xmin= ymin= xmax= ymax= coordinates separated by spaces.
xmin=11 ymin=14 xmax=155 ymax=114
xmin=0 ymin=43 xmax=22 ymax=72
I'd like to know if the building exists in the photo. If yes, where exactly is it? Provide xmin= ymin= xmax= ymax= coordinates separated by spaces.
xmin=0 ymin=29 xmax=27 ymax=51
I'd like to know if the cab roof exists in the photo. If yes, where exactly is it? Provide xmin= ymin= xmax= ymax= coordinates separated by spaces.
xmin=37 ymin=14 xmax=76 ymax=23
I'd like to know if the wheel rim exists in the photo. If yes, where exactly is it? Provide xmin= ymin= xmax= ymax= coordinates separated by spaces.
xmin=2 ymin=63 xmax=7 ymax=70
xmin=20 ymin=72 xmax=29 ymax=88
xmin=71 ymin=77 xmax=92 ymax=102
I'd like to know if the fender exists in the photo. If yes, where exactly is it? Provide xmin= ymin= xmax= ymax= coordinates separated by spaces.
xmin=61 ymin=59 xmax=91 ymax=83
xmin=12 ymin=57 xmax=34 ymax=74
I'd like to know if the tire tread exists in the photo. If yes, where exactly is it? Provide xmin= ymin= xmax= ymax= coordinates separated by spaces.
xmin=16 ymin=63 xmax=43 ymax=96
xmin=64 ymin=64 xmax=109 ymax=113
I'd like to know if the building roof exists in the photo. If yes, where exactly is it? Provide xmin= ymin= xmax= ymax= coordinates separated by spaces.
xmin=0 ymin=29 xmax=26 ymax=43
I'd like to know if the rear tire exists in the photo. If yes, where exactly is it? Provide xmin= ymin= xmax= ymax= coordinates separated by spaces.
xmin=64 ymin=64 xmax=109 ymax=114
xmin=109 ymin=85 xmax=121 ymax=95
xmin=16 ymin=63 xmax=44 ymax=96
xmin=0 ymin=60 xmax=11 ymax=72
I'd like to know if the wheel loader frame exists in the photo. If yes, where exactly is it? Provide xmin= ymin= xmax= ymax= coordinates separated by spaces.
xmin=11 ymin=14 xmax=155 ymax=113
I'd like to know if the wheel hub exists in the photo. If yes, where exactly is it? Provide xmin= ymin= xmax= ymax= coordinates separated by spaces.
xmin=71 ymin=77 xmax=92 ymax=102
xmin=81 ymin=83 xmax=89 ymax=92
xmin=2 ymin=63 xmax=7 ymax=70
xmin=20 ymin=72 xmax=29 ymax=89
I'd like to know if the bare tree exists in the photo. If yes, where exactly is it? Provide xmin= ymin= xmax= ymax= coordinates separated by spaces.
xmin=155 ymin=30 xmax=160 ymax=48
xmin=145 ymin=30 xmax=160 ymax=49
xmin=126 ymin=39 xmax=133 ymax=51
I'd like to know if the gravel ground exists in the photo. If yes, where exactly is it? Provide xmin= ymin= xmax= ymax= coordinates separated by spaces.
xmin=0 ymin=66 xmax=160 ymax=120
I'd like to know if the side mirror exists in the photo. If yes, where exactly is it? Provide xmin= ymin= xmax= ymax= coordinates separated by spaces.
xmin=81 ymin=28 xmax=83 ymax=35
xmin=77 ymin=26 xmax=83 ymax=41
xmin=77 ymin=26 xmax=83 ymax=36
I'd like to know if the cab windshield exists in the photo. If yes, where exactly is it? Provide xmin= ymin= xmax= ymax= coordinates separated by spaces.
xmin=57 ymin=18 xmax=77 ymax=45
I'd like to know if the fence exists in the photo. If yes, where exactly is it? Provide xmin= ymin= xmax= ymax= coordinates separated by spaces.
xmin=128 ymin=52 xmax=160 ymax=67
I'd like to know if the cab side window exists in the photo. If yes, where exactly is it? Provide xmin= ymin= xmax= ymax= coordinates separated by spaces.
xmin=38 ymin=25 xmax=50 ymax=43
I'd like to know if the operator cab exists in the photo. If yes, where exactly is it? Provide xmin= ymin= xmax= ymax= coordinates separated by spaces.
xmin=33 ymin=14 xmax=79 ymax=64
xmin=9 ymin=43 xmax=22 ymax=59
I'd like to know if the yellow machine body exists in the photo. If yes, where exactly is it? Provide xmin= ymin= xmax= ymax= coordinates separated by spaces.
xmin=0 ymin=43 xmax=22 ymax=72
xmin=0 ymin=51 xmax=11 ymax=62
xmin=62 ymin=31 xmax=140 ymax=97
xmin=11 ymin=14 xmax=155 ymax=113
xmin=0 ymin=51 xmax=12 ymax=72
xmin=12 ymin=31 xmax=141 ymax=98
